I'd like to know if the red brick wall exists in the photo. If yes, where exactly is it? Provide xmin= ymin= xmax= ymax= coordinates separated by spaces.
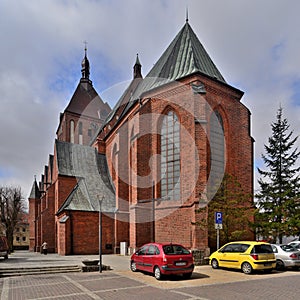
xmin=155 ymin=206 xmax=193 ymax=247
xmin=55 ymin=177 xmax=77 ymax=213
xmin=100 ymin=72 xmax=253 ymax=252
xmin=58 ymin=112 xmax=103 ymax=146
xmin=57 ymin=213 xmax=70 ymax=255
xmin=57 ymin=211 xmax=115 ymax=255
xmin=40 ymin=184 xmax=56 ymax=253
xmin=28 ymin=198 xmax=40 ymax=251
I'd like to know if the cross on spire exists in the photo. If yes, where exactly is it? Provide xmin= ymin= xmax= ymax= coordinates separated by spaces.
xmin=83 ymin=40 xmax=88 ymax=56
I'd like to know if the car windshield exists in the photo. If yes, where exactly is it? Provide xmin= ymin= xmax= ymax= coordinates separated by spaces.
xmin=251 ymin=244 xmax=273 ymax=254
xmin=163 ymin=245 xmax=190 ymax=255
xmin=280 ymin=245 xmax=296 ymax=252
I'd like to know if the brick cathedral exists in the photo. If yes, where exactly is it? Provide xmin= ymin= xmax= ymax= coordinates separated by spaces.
xmin=29 ymin=20 xmax=254 ymax=256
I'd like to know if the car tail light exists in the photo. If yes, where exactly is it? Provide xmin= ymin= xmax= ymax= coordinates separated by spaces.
xmin=290 ymin=253 xmax=297 ymax=259
xmin=250 ymin=254 xmax=259 ymax=260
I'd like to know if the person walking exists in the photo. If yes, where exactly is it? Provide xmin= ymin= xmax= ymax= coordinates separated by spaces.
xmin=41 ymin=241 xmax=48 ymax=255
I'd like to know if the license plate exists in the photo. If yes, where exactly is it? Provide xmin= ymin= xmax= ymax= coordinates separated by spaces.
xmin=175 ymin=262 xmax=186 ymax=266
xmin=264 ymin=263 xmax=272 ymax=266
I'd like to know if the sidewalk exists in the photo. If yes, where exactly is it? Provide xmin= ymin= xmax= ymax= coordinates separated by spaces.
xmin=1 ymin=250 xmax=294 ymax=288
xmin=0 ymin=250 xmax=130 ymax=272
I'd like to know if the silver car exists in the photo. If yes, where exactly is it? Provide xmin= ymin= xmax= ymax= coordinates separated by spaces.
xmin=288 ymin=241 xmax=300 ymax=251
xmin=271 ymin=244 xmax=300 ymax=270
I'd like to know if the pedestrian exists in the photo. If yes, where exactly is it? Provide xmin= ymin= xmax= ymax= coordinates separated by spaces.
xmin=41 ymin=241 xmax=48 ymax=255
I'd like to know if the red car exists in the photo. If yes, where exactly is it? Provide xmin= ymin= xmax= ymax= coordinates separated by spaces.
xmin=0 ymin=236 xmax=9 ymax=259
xmin=130 ymin=242 xmax=194 ymax=280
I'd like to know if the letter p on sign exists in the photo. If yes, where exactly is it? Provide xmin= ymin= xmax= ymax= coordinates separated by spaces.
xmin=215 ymin=212 xmax=223 ymax=224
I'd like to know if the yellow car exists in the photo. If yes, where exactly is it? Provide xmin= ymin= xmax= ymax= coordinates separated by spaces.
xmin=209 ymin=241 xmax=276 ymax=274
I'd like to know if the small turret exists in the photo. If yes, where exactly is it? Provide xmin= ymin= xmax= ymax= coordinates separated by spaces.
xmin=29 ymin=176 xmax=41 ymax=199
xmin=81 ymin=43 xmax=90 ymax=80
xmin=133 ymin=53 xmax=142 ymax=79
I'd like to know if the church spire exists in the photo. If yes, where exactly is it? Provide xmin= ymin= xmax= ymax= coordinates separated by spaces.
xmin=81 ymin=41 xmax=90 ymax=80
xmin=133 ymin=53 xmax=142 ymax=79
xmin=29 ymin=176 xmax=41 ymax=199
xmin=186 ymin=6 xmax=189 ymax=23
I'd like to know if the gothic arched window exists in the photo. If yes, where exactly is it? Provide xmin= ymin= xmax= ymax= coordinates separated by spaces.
xmin=70 ymin=120 xmax=75 ymax=143
xmin=209 ymin=111 xmax=225 ymax=197
xmin=161 ymin=111 xmax=180 ymax=200
xmin=112 ymin=143 xmax=118 ymax=182
xmin=78 ymin=121 xmax=83 ymax=144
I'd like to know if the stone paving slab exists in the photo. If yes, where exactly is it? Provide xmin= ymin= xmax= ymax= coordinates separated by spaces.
xmin=177 ymin=274 xmax=300 ymax=300
xmin=2 ymin=270 xmax=300 ymax=300
xmin=0 ymin=250 xmax=130 ymax=272
xmin=0 ymin=272 xmax=182 ymax=300
xmin=1 ymin=251 xmax=300 ymax=299
xmin=114 ymin=265 xmax=300 ymax=289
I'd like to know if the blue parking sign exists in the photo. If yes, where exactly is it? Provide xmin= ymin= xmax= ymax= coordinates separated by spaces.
xmin=215 ymin=212 xmax=223 ymax=224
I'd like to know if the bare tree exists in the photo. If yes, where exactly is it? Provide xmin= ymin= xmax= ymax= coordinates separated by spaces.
xmin=0 ymin=186 xmax=26 ymax=251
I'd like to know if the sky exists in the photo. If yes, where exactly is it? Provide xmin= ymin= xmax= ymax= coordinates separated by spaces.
xmin=1 ymin=0 xmax=300 ymax=199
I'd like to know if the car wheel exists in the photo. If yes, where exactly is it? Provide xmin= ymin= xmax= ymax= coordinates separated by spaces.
xmin=130 ymin=261 xmax=137 ymax=272
xmin=182 ymin=272 xmax=192 ymax=279
xmin=241 ymin=262 xmax=253 ymax=274
xmin=154 ymin=266 xmax=162 ymax=280
xmin=276 ymin=260 xmax=285 ymax=271
xmin=211 ymin=259 xmax=219 ymax=269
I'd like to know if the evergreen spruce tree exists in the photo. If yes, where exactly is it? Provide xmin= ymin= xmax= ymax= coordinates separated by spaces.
xmin=256 ymin=107 xmax=300 ymax=243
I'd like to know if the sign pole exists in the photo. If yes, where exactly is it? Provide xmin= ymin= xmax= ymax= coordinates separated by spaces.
xmin=99 ymin=196 xmax=103 ymax=273
xmin=215 ymin=212 xmax=223 ymax=249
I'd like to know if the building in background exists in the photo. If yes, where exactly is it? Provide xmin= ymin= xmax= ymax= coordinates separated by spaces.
xmin=13 ymin=213 xmax=30 ymax=250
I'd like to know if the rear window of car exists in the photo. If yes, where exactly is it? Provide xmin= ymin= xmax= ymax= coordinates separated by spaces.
xmin=163 ymin=245 xmax=190 ymax=255
xmin=280 ymin=245 xmax=296 ymax=252
xmin=221 ymin=243 xmax=250 ymax=253
xmin=251 ymin=244 xmax=273 ymax=254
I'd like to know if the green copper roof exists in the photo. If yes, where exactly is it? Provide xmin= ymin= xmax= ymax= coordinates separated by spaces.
xmin=55 ymin=140 xmax=115 ymax=214
xmin=139 ymin=21 xmax=225 ymax=92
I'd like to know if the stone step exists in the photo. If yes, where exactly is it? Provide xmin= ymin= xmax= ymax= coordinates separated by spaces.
xmin=0 ymin=265 xmax=81 ymax=277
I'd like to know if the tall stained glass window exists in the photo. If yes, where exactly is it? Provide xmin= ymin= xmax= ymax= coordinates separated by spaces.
xmin=161 ymin=111 xmax=180 ymax=200
xmin=208 ymin=111 xmax=225 ymax=198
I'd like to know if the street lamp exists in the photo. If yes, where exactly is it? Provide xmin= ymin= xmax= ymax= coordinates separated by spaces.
xmin=98 ymin=196 xmax=104 ymax=273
